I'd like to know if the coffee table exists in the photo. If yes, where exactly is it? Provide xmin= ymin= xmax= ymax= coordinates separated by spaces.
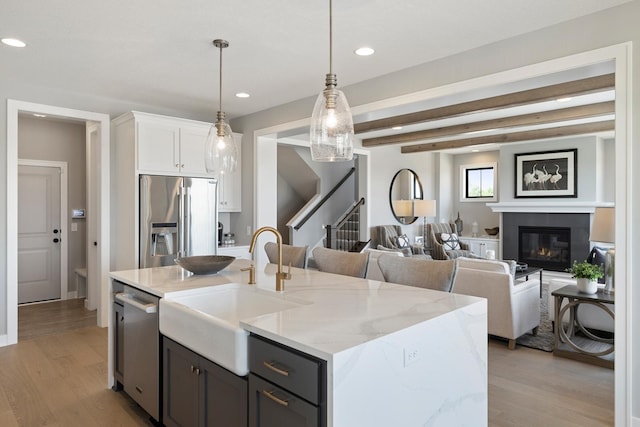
xmin=514 ymin=266 xmax=543 ymax=297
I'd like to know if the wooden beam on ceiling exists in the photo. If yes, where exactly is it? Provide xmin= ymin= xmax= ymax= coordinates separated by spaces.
xmin=354 ymin=73 xmax=615 ymax=134
xmin=400 ymin=120 xmax=615 ymax=154
xmin=362 ymin=101 xmax=614 ymax=147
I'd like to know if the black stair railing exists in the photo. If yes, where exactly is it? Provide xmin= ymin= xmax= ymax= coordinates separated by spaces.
xmin=293 ymin=167 xmax=356 ymax=231
xmin=325 ymin=198 xmax=365 ymax=251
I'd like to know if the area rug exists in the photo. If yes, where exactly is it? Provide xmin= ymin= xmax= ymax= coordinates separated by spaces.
xmin=514 ymin=282 xmax=554 ymax=352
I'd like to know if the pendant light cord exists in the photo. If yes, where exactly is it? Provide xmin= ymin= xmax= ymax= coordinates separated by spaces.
xmin=218 ymin=44 xmax=223 ymax=113
xmin=329 ymin=0 xmax=333 ymax=76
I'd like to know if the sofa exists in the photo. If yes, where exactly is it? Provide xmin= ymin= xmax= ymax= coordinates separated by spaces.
xmin=452 ymin=257 xmax=540 ymax=349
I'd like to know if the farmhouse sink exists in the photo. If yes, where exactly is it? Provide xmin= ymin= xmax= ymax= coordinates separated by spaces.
xmin=159 ymin=284 xmax=302 ymax=376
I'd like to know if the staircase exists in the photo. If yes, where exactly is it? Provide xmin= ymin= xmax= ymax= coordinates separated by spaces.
xmin=325 ymin=198 xmax=368 ymax=252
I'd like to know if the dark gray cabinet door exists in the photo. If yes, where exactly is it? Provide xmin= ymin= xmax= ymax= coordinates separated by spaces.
xmin=163 ymin=337 xmax=248 ymax=427
xmin=113 ymin=302 xmax=124 ymax=387
xmin=163 ymin=338 xmax=199 ymax=427
xmin=249 ymin=374 xmax=318 ymax=427
xmin=200 ymin=356 xmax=248 ymax=427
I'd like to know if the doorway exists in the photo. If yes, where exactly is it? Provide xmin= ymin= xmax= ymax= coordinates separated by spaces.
xmin=5 ymin=100 xmax=111 ymax=345
xmin=18 ymin=161 xmax=67 ymax=303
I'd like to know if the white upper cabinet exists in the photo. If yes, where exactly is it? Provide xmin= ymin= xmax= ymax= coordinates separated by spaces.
xmin=179 ymin=126 xmax=210 ymax=175
xmin=137 ymin=120 xmax=181 ymax=173
xmin=136 ymin=116 xmax=210 ymax=175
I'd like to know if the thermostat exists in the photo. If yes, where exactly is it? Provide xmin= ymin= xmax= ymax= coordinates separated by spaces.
xmin=72 ymin=209 xmax=86 ymax=219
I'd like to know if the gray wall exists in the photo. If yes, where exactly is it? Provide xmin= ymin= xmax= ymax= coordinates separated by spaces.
xmin=18 ymin=116 xmax=87 ymax=294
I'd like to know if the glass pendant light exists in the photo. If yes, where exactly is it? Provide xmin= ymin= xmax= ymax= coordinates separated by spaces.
xmin=310 ymin=0 xmax=354 ymax=162
xmin=205 ymin=39 xmax=238 ymax=175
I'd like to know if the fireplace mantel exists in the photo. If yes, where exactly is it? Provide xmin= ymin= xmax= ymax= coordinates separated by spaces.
xmin=487 ymin=201 xmax=614 ymax=214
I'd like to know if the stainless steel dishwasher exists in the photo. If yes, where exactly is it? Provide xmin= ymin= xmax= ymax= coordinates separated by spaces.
xmin=115 ymin=285 xmax=160 ymax=422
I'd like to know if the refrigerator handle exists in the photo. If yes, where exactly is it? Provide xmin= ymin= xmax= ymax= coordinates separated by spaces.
xmin=178 ymin=185 xmax=185 ymax=258
xmin=183 ymin=186 xmax=191 ymax=255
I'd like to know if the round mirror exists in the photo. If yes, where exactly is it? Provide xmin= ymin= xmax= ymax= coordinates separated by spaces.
xmin=389 ymin=168 xmax=423 ymax=225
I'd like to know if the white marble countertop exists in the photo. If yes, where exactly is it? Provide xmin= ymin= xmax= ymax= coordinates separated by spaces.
xmin=110 ymin=259 xmax=484 ymax=360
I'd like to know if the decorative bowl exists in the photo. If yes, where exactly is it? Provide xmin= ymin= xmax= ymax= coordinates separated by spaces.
xmin=175 ymin=255 xmax=235 ymax=275
xmin=485 ymin=227 xmax=500 ymax=236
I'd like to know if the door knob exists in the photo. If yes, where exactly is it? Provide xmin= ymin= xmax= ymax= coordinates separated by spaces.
xmin=93 ymin=241 xmax=98 ymax=246
xmin=53 ymin=238 xmax=60 ymax=243
xmin=53 ymin=229 xmax=59 ymax=234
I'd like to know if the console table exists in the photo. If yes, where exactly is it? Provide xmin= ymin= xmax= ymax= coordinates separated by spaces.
xmin=552 ymin=285 xmax=614 ymax=369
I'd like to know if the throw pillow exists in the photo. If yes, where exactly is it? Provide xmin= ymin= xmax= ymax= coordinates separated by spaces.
xmin=440 ymin=232 xmax=461 ymax=250
xmin=395 ymin=234 xmax=410 ymax=248
xmin=376 ymin=245 xmax=412 ymax=257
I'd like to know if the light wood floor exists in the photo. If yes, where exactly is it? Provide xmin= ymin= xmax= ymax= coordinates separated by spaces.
xmin=2 ymin=300 xmax=614 ymax=426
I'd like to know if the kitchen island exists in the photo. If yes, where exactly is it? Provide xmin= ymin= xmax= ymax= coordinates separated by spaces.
xmin=109 ymin=259 xmax=487 ymax=426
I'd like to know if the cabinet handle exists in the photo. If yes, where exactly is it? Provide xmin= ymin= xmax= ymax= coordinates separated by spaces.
xmin=175 ymin=163 xmax=180 ymax=168
xmin=262 ymin=389 xmax=289 ymax=407
xmin=195 ymin=367 xmax=201 ymax=376
xmin=263 ymin=361 xmax=289 ymax=376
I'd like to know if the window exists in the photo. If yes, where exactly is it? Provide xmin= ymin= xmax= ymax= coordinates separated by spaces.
xmin=460 ymin=162 xmax=497 ymax=202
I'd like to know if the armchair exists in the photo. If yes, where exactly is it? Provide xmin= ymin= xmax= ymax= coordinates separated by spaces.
xmin=426 ymin=223 xmax=473 ymax=260
xmin=370 ymin=225 xmax=427 ymax=257
xmin=452 ymin=257 xmax=540 ymax=349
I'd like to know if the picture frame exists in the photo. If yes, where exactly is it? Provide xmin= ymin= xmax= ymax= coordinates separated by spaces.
xmin=515 ymin=148 xmax=577 ymax=198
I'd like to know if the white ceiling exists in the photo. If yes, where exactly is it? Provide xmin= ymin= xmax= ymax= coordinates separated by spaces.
xmin=1 ymin=0 xmax=632 ymax=121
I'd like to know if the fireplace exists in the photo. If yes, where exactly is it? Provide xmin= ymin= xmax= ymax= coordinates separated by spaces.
xmin=519 ymin=226 xmax=571 ymax=271
xmin=503 ymin=212 xmax=590 ymax=272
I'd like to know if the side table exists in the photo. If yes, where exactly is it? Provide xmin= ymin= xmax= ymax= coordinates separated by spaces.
xmin=514 ymin=266 xmax=543 ymax=297
xmin=552 ymin=285 xmax=614 ymax=369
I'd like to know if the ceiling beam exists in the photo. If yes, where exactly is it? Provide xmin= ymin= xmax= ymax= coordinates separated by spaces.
xmin=354 ymin=73 xmax=615 ymax=134
xmin=400 ymin=120 xmax=615 ymax=153
xmin=362 ymin=101 xmax=614 ymax=147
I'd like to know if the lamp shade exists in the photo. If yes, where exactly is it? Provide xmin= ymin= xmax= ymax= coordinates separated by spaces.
xmin=589 ymin=206 xmax=615 ymax=243
xmin=413 ymin=199 xmax=437 ymax=218
xmin=310 ymin=87 xmax=354 ymax=161
xmin=204 ymin=119 xmax=237 ymax=175
xmin=392 ymin=199 xmax=413 ymax=217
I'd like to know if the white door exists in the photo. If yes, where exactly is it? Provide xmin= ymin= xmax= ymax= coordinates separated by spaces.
xmin=18 ymin=165 xmax=62 ymax=303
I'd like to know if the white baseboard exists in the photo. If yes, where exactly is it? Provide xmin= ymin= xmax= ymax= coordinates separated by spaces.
xmin=67 ymin=291 xmax=78 ymax=299
xmin=633 ymin=415 xmax=640 ymax=426
xmin=0 ymin=334 xmax=8 ymax=347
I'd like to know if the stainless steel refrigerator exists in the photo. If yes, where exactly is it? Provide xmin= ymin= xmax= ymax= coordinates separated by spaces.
xmin=139 ymin=175 xmax=218 ymax=268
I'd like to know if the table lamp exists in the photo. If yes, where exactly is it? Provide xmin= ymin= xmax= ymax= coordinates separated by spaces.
xmin=413 ymin=199 xmax=437 ymax=248
xmin=589 ymin=206 xmax=615 ymax=294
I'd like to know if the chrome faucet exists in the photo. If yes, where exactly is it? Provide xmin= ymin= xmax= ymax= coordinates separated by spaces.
xmin=248 ymin=226 xmax=291 ymax=291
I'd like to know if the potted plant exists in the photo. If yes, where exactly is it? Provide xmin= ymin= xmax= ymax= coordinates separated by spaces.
xmin=566 ymin=260 xmax=604 ymax=294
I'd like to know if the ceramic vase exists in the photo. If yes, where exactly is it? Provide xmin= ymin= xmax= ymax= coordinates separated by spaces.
xmin=454 ymin=212 xmax=463 ymax=234
xmin=576 ymin=278 xmax=598 ymax=294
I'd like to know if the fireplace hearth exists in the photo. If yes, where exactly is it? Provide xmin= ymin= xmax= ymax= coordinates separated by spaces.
xmin=503 ymin=213 xmax=590 ymax=272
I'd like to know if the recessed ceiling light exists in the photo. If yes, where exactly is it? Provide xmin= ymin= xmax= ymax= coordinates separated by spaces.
xmin=235 ymin=92 xmax=250 ymax=98
xmin=33 ymin=113 xmax=47 ymax=118
xmin=557 ymin=97 xmax=573 ymax=102
xmin=354 ymin=47 xmax=375 ymax=56
xmin=1 ymin=38 xmax=26 ymax=48
xmin=472 ymin=149 xmax=480 ymax=153
xmin=391 ymin=126 xmax=403 ymax=130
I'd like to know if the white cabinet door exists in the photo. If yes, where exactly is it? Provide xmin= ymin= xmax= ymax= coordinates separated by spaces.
xmin=460 ymin=237 xmax=500 ymax=259
xmin=137 ymin=120 xmax=180 ymax=173
xmin=179 ymin=126 xmax=209 ymax=175
xmin=218 ymin=133 xmax=242 ymax=212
